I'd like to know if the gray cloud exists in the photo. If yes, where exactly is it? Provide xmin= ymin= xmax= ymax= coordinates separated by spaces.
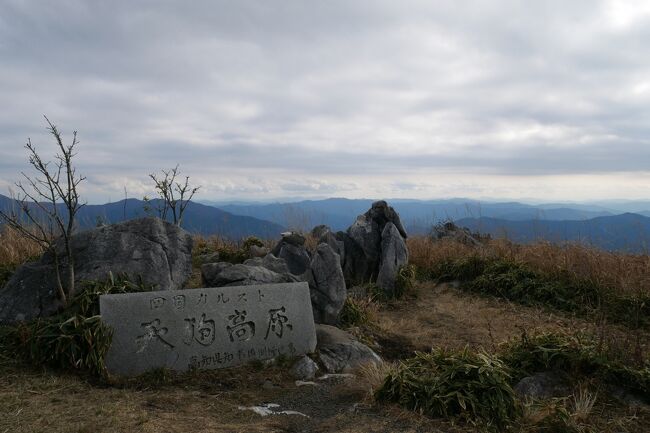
xmin=1 ymin=0 xmax=649 ymax=202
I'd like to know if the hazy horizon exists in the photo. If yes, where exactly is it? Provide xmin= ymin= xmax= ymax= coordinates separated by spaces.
xmin=1 ymin=1 xmax=649 ymax=203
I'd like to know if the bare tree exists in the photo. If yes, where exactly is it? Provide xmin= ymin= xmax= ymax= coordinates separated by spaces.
xmin=147 ymin=165 xmax=199 ymax=227
xmin=0 ymin=117 xmax=85 ymax=306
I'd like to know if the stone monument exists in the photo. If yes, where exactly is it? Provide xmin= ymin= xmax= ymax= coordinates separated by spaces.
xmin=100 ymin=282 xmax=316 ymax=376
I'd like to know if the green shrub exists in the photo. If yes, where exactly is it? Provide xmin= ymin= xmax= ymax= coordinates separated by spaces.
xmin=4 ymin=273 xmax=154 ymax=376
xmin=339 ymin=297 xmax=376 ymax=328
xmin=428 ymin=257 xmax=647 ymax=329
xmin=467 ymin=260 xmax=601 ymax=314
xmin=242 ymin=236 xmax=264 ymax=250
xmin=376 ymin=348 xmax=520 ymax=430
xmin=15 ymin=315 xmax=112 ymax=376
xmin=428 ymin=255 xmax=488 ymax=282
xmin=501 ymin=332 xmax=650 ymax=398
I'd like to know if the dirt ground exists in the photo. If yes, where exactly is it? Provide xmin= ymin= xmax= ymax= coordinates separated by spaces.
xmin=1 ymin=282 xmax=648 ymax=433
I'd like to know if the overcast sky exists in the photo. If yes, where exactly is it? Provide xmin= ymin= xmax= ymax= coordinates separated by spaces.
xmin=1 ymin=0 xmax=649 ymax=203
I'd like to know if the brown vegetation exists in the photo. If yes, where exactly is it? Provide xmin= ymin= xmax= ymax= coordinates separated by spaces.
xmin=0 ymin=225 xmax=44 ymax=268
xmin=408 ymin=236 xmax=650 ymax=298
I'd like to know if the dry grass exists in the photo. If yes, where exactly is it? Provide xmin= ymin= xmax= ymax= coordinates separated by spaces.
xmin=354 ymin=361 xmax=396 ymax=400
xmin=368 ymin=281 xmax=650 ymax=361
xmin=0 ymin=225 xmax=44 ymax=267
xmin=570 ymin=386 xmax=598 ymax=422
xmin=408 ymin=236 xmax=650 ymax=298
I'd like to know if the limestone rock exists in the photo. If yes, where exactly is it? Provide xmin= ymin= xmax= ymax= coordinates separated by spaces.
xmin=205 ymin=264 xmax=293 ymax=287
xmin=513 ymin=372 xmax=570 ymax=399
xmin=309 ymin=244 xmax=346 ymax=325
xmin=376 ymin=222 xmax=409 ymax=297
xmin=248 ymin=245 xmax=269 ymax=258
xmin=290 ymin=355 xmax=320 ymax=380
xmin=196 ymin=251 xmax=221 ymax=265
xmin=0 ymin=217 xmax=193 ymax=324
xmin=274 ymin=242 xmax=311 ymax=276
xmin=341 ymin=201 xmax=408 ymax=287
xmin=244 ymin=254 xmax=290 ymax=275
xmin=201 ymin=262 xmax=233 ymax=286
xmin=315 ymin=324 xmax=381 ymax=373
xmin=312 ymin=225 xmax=345 ymax=266
xmin=431 ymin=221 xmax=483 ymax=246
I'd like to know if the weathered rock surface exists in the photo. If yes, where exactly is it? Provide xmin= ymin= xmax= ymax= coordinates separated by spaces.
xmin=248 ymin=245 xmax=269 ymax=258
xmin=513 ymin=372 xmax=570 ymax=399
xmin=274 ymin=243 xmax=311 ymax=275
xmin=315 ymin=324 xmax=381 ymax=373
xmin=376 ymin=222 xmax=409 ymax=296
xmin=201 ymin=262 xmax=234 ymax=286
xmin=204 ymin=264 xmax=293 ymax=287
xmin=0 ymin=217 xmax=193 ymax=324
xmin=431 ymin=221 xmax=483 ymax=246
xmin=290 ymin=355 xmax=320 ymax=380
xmin=312 ymin=225 xmax=345 ymax=266
xmin=244 ymin=254 xmax=290 ymax=275
xmin=340 ymin=201 xmax=408 ymax=290
xmin=272 ymin=236 xmax=311 ymax=276
xmin=196 ymin=251 xmax=221 ymax=265
xmin=308 ymin=244 xmax=346 ymax=325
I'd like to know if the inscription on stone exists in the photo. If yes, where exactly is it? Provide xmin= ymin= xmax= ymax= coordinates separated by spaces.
xmin=100 ymin=282 xmax=316 ymax=376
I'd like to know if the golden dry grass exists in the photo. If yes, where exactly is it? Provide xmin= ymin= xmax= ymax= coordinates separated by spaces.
xmin=368 ymin=281 xmax=650 ymax=362
xmin=408 ymin=236 xmax=650 ymax=298
xmin=0 ymin=226 xmax=44 ymax=267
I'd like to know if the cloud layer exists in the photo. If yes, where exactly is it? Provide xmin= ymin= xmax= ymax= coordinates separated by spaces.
xmin=1 ymin=0 xmax=649 ymax=202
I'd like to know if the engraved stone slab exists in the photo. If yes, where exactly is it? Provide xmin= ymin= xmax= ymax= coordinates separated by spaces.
xmin=100 ymin=282 xmax=316 ymax=376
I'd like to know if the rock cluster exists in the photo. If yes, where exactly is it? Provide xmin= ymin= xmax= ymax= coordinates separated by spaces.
xmin=202 ymin=231 xmax=346 ymax=326
xmin=1 ymin=200 xmax=409 ymax=333
xmin=0 ymin=217 xmax=193 ymax=324
xmin=334 ymin=200 xmax=409 ymax=297
xmin=431 ymin=220 xmax=485 ymax=246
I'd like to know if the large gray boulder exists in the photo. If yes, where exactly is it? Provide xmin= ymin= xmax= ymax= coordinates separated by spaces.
xmin=376 ymin=222 xmax=409 ymax=297
xmin=244 ymin=254 xmax=290 ymax=275
xmin=0 ymin=217 xmax=193 ymax=324
xmin=203 ymin=263 xmax=294 ymax=287
xmin=271 ymin=232 xmax=311 ymax=275
xmin=315 ymin=324 xmax=382 ymax=373
xmin=308 ymin=244 xmax=346 ymax=325
xmin=201 ymin=262 xmax=234 ymax=286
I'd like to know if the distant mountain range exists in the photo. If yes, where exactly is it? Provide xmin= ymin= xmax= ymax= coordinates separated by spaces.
xmin=456 ymin=213 xmax=650 ymax=253
xmin=3 ymin=193 xmax=650 ymax=252
xmin=211 ymin=198 xmax=621 ymax=233
xmin=209 ymin=197 xmax=650 ymax=253
xmin=0 ymin=194 xmax=284 ymax=239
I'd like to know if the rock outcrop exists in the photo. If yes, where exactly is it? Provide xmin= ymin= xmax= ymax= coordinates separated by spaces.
xmin=315 ymin=324 xmax=382 ymax=373
xmin=513 ymin=372 xmax=570 ymax=400
xmin=312 ymin=225 xmax=345 ymax=266
xmin=271 ymin=232 xmax=311 ymax=275
xmin=339 ymin=201 xmax=409 ymax=297
xmin=202 ymin=263 xmax=295 ymax=287
xmin=376 ymin=222 xmax=409 ymax=296
xmin=0 ymin=217 xmax=193 ymax=324
xmin=307 ymin=244 xmax=346 ymax=325
xmin=431 ymin=221 xmax=483 ymax=246
xmin=203 ymin=241 xmax=347 ymax=326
